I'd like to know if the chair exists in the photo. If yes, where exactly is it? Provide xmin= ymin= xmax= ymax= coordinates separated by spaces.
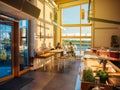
xmin=76 ymin=55 xmax=82 ymax=60
xmin=56 ymin=54 xmax=70 ymax=71
xmin=111 ymin=35 xmax=119 ymax=48
xmin=57 ymin=56 xmax=66 ymax=71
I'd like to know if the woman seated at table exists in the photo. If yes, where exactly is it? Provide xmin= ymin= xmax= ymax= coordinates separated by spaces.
xmin=55 ymin=42 xmax=62 ymax=49
xmin=67 ymin=42 xmax=76 ymax=57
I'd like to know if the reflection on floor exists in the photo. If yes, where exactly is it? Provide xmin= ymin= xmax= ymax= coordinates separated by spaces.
xmin=20 ymin=60 xmax=81 ymax=90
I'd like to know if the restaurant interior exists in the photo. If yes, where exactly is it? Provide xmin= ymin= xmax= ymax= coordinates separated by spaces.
xmin=0 ymin=0 xmax=120 ymax=90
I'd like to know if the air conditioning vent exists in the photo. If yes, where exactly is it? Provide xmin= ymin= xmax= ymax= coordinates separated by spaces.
xmin=0 ymin=0 xmax=25 ymax=10
xmin=22 ymin=0 xmax=40 ymax=19
xmin=0 ymin=0 xmax=41 ymax=19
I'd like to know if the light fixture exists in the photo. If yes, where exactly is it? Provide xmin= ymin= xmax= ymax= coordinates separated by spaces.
xmin=81 ymin=9 xmax=85 ymax=19
xmin=51 ymin=20 xmax=65 ymax=30
xmin=48 ymin=0 xmax=58 ymax=9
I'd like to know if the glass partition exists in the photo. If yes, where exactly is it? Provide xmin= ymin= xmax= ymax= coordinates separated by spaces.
xmin=0 ymin=24 xmax=12 ymax=78
xmin=19 ymin=20 xmax=29 ymax=71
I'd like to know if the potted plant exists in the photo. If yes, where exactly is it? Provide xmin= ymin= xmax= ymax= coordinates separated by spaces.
xmin=96 ymin=70 xmax=108 ymax=83
xmin=83 ymin=68 xmax=95 ymax=82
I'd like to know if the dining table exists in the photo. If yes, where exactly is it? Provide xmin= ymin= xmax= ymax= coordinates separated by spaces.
xmin=35 ymin=52 xmax=55 ymax=71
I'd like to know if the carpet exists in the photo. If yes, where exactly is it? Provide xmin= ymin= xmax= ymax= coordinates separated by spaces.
xmin=0 ymin=77 xmax=33 ymax=90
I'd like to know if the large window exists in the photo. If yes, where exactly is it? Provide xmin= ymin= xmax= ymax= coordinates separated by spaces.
xmin=62 ymin=6 xmax=80 ymax=24
xmin=61 ymin=3 xmax=92 ymax=55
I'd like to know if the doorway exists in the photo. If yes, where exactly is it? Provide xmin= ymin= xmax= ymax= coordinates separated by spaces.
xmin=0 ymin=17 xmax=14 ymax=80
xmin=0 ymin=16 xmax=30 ymax=82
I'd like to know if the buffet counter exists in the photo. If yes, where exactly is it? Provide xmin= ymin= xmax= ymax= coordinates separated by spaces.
xmin=81 ymin=57 xmax=113 ymax=90
xmin=84 ymin=49 xmax=120 ymax=73
xmin=81 ymin=50 xmax=120 ymax=90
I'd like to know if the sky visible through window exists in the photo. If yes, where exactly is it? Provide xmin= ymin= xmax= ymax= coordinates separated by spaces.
xmin=62 ymin=3 xmax=91 ymax=54
xmin=62 ymin=4 xmax=91 ymax=36
xmin=62 ymin=6 xmax=80 ymax=24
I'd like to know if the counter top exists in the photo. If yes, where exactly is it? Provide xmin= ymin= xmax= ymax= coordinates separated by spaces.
xmin=81 ymin=52 xmax=120 ymax=90
xmin=49 ymin=49 xmax=64 ymax=53
xmin=35 ymin=52 xmax=55 ymax=58
xmin=84 ymin=56 xmax=120 ymax=80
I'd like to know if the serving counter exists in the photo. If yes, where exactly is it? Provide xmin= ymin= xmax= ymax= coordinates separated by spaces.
xmin=81 ymin=51 xmax=120 ymax=90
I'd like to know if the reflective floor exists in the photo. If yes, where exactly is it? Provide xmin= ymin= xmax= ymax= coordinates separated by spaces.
xmin=20 ymin=60 xmax=81 ymax=90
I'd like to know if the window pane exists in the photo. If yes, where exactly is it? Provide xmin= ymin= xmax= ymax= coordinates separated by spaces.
xmin=62 ymin=6 xmax=80 ymax=24
xmin=62 ymin=27 xmax=80 ymax=36
xmin=62 ymin=38 xmax=80 ymax=55
xmin=19 ymin=20 xmax=29 ymax=71
xmin=81 ymin=38 xmax=91 ymax=51
xmin=81 ymin=26 xmax=91 ymax=36
xmin=0 ymin=24 xmax=12 ymax=78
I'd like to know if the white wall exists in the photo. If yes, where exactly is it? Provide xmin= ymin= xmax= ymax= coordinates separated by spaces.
xmin=93 ymin=0 xmax=120 ymax=48
xmin=34 ymin=0 xmax=55 ymax=51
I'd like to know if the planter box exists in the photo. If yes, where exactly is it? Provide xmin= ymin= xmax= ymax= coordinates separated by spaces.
xmin=81 ymin=81 xmax=113 ymax=90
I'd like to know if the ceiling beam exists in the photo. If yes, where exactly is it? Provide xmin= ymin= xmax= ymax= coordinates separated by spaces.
xmin=54 ymin=0 xmax=75 ymax=4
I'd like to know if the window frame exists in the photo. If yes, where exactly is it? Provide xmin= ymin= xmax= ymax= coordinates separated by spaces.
xmin=60 ymin=1 xmax=93 ymax=54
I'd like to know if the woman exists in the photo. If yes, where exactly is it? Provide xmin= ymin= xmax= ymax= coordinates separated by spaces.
xmin=67 ymin=42 xmax=75 ymax=56
xmin=56 ymin=42 xmax=61 ymax=49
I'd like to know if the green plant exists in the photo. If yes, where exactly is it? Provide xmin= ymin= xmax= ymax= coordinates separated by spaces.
xmin=83 ymin=68 xmax=95 ymax=82
xmin=96 ymin=70 xmax=108 ymax=83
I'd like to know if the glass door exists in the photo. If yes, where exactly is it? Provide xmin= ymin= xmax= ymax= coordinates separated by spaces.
xmin=19 ymin=20 xmax=29 ymax=71
xmin=0 ymin=22 xmax=12 ymax=78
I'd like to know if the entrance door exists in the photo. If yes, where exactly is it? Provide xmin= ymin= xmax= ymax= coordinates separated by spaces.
xmin=0 ymin=19 xmax=13 ymax=79
xmin=0 ymin=16 xmax=30 ymax=82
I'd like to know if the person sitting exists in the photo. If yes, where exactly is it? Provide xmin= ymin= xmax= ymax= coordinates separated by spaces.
xmin=67 ymin=42 xmax=76 ymax=56
xmin=55 ymin=42 xmax=61 ymax=49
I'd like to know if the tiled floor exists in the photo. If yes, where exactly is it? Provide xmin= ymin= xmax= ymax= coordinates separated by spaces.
xmin=20 ymin=60 xmax=81 ymax=90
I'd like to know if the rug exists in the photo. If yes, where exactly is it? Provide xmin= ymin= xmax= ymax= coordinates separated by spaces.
xmin=0 ymin=77 xmax=33 ymax=90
